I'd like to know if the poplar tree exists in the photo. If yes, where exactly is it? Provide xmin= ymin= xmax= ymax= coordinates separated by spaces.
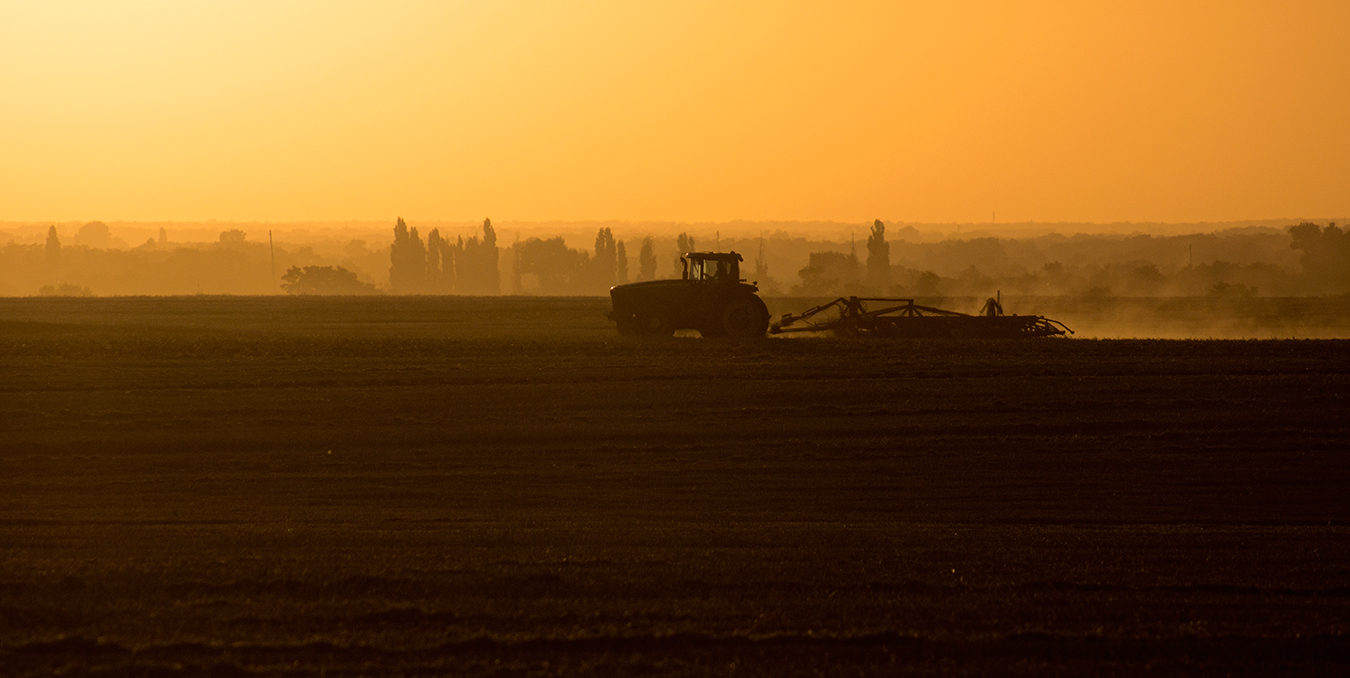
xmin=448 ymin=236 xmax=464 ymax=291
xmin=426 ymin=228 xmax=444 ymax=292
xmin=866 ymin=219 xmax=890 ymax=289
xmin=674 ymin=232 xmax=695 ymax=275
xmin=45 ymin=226 xmax=61 ymax=268
xmin=389 ymin=217 xmax=428 ymax=293
xmin=459 ymin=218 xmax=500 ymax=294
xmin=482 ymin=218 xmax=499 ymax=294
xmin=638 ymin=236 xmax=656 ymax=281
xmin=615 ymin=240 xmax=629 ymax=284
xmin=593 ymin=227 xmax=617 ymax=289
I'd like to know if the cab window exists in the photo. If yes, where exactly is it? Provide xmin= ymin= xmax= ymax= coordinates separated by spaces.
xmin=685 ymin=259 xmax=702 ymax=281
xmin=713 ymin=260 xmax=732 ymax=281
xmin=688 ymin=259 xmax=734 ymax=282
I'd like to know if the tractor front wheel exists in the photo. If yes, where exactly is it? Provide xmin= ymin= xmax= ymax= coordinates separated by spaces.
xmin=637 ymin=313 xmax=675 ymax=337
xmin=615 ymin=316 xmax=641 ymax=336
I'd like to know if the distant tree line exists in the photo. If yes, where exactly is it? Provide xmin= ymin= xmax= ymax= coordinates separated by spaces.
xmin=505 ymin=229 xmax=705 ymax=294
xmin=4 ymin=224 xmax=325 ymax=296
xmin=787 ymin=220 xmax=1348 ymax=299
xmin=1289 ymin=221 xmax=1350 ymax=292
xmin=389 ymin=217 xmax=500 ymax=294
xmin=5 ymin=219 xmax=1348 ymax=298
xmin=38 ymin=282 xmax=93 ymax=297
xmin=511 ymin=227 xmax=626 ymax=295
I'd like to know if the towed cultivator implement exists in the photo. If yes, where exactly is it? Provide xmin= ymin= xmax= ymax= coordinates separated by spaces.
xmin=769 ymin=297 xmax=1072 ymax=338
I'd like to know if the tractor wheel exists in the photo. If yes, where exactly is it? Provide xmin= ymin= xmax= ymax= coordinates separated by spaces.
xmin=615 ymin=317 xmax=641 ymax=336
xmin=720 ymin=296 xmax=770 ymax=338
xmin=637 ymin=313 xmax=675 ymax=337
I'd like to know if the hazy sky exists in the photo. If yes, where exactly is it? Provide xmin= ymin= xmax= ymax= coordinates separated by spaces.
xmin=3 ymin=1 xmax=1347 ymax=225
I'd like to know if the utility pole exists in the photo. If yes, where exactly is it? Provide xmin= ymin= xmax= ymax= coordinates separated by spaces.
xmin=269 ymin=230 xmax=277 ymax=291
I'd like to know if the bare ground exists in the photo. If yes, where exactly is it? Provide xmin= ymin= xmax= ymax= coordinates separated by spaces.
xmin=1 ymin=296 xmax=1348 ymax=676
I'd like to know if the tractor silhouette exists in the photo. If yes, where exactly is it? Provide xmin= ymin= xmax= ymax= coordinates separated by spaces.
xmin=608 ymin=251 xmax=770 ymax=338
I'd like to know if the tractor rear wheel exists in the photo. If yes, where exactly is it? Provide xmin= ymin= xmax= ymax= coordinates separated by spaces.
xmin=720 ymin=296 xmax=770 ymax=338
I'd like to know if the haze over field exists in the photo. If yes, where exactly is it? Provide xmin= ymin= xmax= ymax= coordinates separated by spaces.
xmin=2 ymin=2 xmax=1347 ymax=226
xmin=6 ymin=6 xmax=1350 ymax=673
xmin=6 ymin=218 xmax=1349 ymax=303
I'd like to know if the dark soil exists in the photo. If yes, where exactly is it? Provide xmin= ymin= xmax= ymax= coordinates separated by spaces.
xmin=2 ymin=296 xmax=1348 ymax=676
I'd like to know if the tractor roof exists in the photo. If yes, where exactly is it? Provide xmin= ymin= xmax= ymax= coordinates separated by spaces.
xmin=683 ymin=251 xmax=743 ymax=262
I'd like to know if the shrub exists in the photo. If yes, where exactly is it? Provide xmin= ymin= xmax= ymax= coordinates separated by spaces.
xmin=38 ymin=282 xmax=94 ymax=297
xmin=279 ymin=266 xmax=379 ymax=295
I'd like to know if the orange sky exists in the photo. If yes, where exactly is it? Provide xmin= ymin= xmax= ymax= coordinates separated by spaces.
xmin=2 ymin=1 xmax=1347 ymax=225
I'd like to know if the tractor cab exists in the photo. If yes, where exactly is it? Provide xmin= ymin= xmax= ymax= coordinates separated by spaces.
xmin=682 ymin=252 xmax=743 ymax=284
xmin=608 ymin=250 xmax=768 ymax=338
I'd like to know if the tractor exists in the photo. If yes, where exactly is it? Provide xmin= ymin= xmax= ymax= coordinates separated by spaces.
xmin=607 ymin=251 xmax=770 ymax=338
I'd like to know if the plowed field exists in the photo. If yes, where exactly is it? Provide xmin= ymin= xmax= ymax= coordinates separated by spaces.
xmin=2 ymin=296 xmax=1348 ymax=676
